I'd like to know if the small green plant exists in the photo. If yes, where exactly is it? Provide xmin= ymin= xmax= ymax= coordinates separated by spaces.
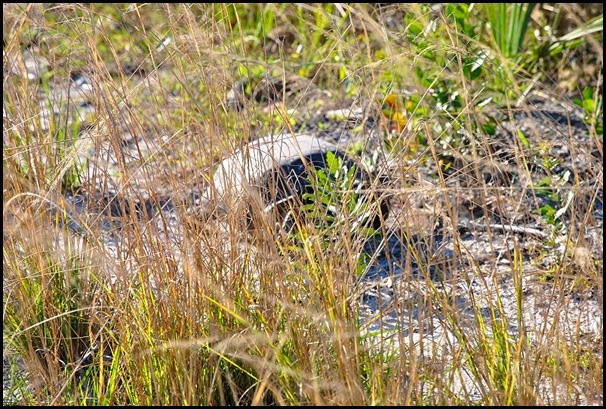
xmin=277 ymin=152 xmax=382 ymax=279
xmin=533 ymin=177 xmax=563 ymax=229
xmin=298 ymin=152 xmax=381 ymax=241
xmin=573 ymin=86 xmax=603 ymax=136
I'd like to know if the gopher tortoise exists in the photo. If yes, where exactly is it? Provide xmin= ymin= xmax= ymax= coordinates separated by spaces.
xmin=201 ymin=132 xmax=388 ymax=232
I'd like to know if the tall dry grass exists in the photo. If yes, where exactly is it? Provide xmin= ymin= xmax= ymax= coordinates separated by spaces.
xmin=3 ymin=3 xmax=602 ymax=405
